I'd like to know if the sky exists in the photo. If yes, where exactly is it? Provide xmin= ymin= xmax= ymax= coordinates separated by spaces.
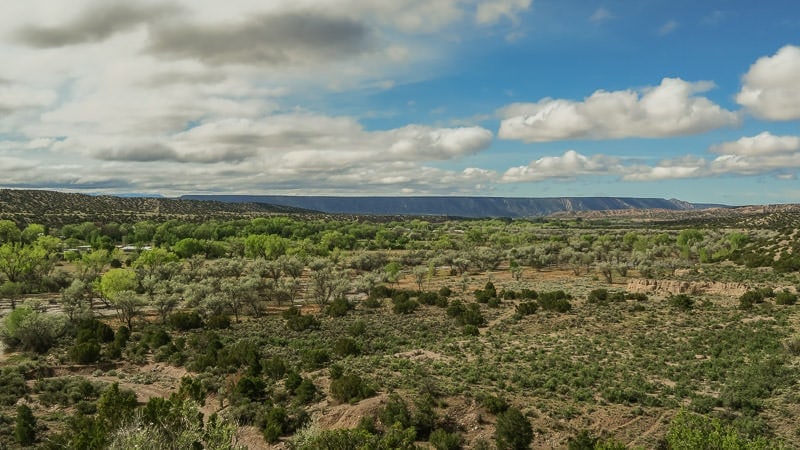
xmin=0 ymin=1 xmax=799 ymax=204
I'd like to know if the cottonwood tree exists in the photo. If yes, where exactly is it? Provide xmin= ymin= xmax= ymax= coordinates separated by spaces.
xmin=76 ymin=249 xmax=112 ymax=283
xmin=98 ymin=268 xmax=138 ymax=306
xmin=133 ymin=248 xmax=180 ymax=280
xmin=0 ymin=220 xmax=21 ymax=243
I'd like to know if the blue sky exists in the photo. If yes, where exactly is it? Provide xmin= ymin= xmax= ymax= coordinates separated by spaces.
xmin=0 ymin=1 xmax=799 ymax=204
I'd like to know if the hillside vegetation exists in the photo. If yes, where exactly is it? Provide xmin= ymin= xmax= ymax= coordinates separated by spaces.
xmin=1 ymin=204 xmax=800 ymax=449
xmin=0 ymin=189 xmax=306 ymax=228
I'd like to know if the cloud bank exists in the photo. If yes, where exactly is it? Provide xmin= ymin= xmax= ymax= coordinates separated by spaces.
xmin=498 ymin=78 xmax=740 ymax=142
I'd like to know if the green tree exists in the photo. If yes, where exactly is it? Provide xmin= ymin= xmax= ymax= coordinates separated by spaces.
xmin=244 ymin=234 xmax=289 ymax=259
xmin=0 ymin=280 xmax=24 ymax=309
xmin=21 ymin=223 xmax=45 ymax=244
xmin=61 ymin=279 xmax=90 ymax=320
xmin=309 ymin=259 xmax=349 ymax=307
xmin=133 ymin=248 xmax=179 ymax=280
xmin=98 ymin=268 xmax=138 ymax=303
xmin=14 ymin=404 xmax=36 ymax=446
xmin=665 ymin=409 xmax=776 ymax=450
xmin=2 ymin=305 xmax=66 ymax=353
xmin=97 ymin=383 xmax=137 ymax=430
xmin=111 ymin=290 xmax=145 ymax=331
xmin=0 ymin=219 xmax=21 ymax=243
xmin=495 ymin=407 xmax=533 ymax=450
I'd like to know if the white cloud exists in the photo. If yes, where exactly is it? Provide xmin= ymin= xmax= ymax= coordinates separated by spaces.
xmin=624 ymin=132 xmax=800 ymax=181
xmin=623 ymin=160 xmax=706 ymax=181
xmin=737 ymin=45 xmax=800 ymax=121
xmin=501 ymin=150 xmax=624 ymax=182
xmin=498 ymin=78 xmax=739 ymax=142
xmin=710 ymin=132 xmax=800 ymax=156
xmin=475 ymin=0 xmax=532 ymax=25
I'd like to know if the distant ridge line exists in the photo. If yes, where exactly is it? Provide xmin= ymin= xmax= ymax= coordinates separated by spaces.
xmin=181 ymin=195 xmax=727 ymax=218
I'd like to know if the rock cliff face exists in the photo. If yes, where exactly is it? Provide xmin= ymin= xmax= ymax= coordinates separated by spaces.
xmin=626 ymin=279 xmax=750 ymax=297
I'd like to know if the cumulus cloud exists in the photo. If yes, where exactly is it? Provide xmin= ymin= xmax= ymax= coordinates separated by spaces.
xmin=737 ymin=45 xmax=800 ymax=121
xmin=710 ymin=132 xmax=800 ymax=156
xmin=14 ymin=2 xmax=181 ymax=47
xmin=498 ymin=78 xmax=739 ymax=142
xmin=625 ymin=132 xmax=800 ymax=181
xmin=147 ymin=12 xmax=374 ymax=67
xmin=475 ymin=0 xmax=532 ymax=25
xmin=501 ymin=150 xmax=624 ymax=182
xmin=170 ymin=116 xmax=493 ymax=168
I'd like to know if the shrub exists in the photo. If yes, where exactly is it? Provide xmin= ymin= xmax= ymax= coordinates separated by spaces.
xmin=739 ymin=290 xmax=763 ymax=309
xmin=463 ymin=325 xmax=479 ymax=336
xmin=379 ymin=393 xmax=412 ymax=429
xmin=233 ymin=375 xmax=266 ymax=402
xmin=334 ymin=337 xmax=361 ymax=357
xmin=392 ymin=296 xmax=419 ymax=314
xmin=438 ymin=286 xmax=452 ymax=298
xmin=495 ymin=407 xmax=532 ymax=450
xmin=515 ymin=301 xmax=538 ymax=317
xmin=608 ymin=291 xmax=626 ymax=302
xmin=295 ymin=378 xmax=317 ymax=404
xmin=302 ymin=348 xmax=330 ymax=370
xmin=371 ymin=285 xmax=394 ymax=299
xmin=625 ymin=292 xmax=648 ymax=301
xmin=0 ymin=367 xmax=28 ymax=406
xmin=2 ymin=306 xmax=66 ymax=353
xmin=775 ymin=290 xmax=797 ymax=305
xmin=70 ymin=341 xmax=102 ymax=364
xmin=262 ymin=406 xmax=289 ymax=443
xmin=538 ymin=290 xmax=572 ymax=313
xmin=665 ymin=409 xmax=776 ymax=449
xmin=669 ymin=294 xmax=694 ymax=311
xmin=326 ymin=296 xmax=353 ymax=317
xmin=418 ymin=292 xmax=441 ymax=306
xmin=499 ymin=288 xmax=517 ymax=300
xmin=480 ymin=394 xmax=509 ymax=414
xmin=75 ymin=318 xmax=114 ymax=343
xmin=143 ymin=326 xmax=171 ymax=349
xmin=14 ymin=404 xmax=36 ymax=446
xmin=519 ymin=288 xmax=538 ymax=299
xmin=206 ymin=314 xmax=231 ymax=330
xmin=329 ymin=364 xmax=344 ymax=380
xmin=263 ymin=356 xmax=287 ymax=379
xmin=587 ymin=289 xmax=608 ymax=304
xmin=168 ymin=311 xmax=204 ymax=331
xmin=286 ymin=371 xmax=303 ymax=394
xmin=446 ymin=300 xmax=466 ymax=318
xmin=363 ymin=297 xmax=382 ymax=308
xmin=459 ymin=303 xmax=486 ymax=327
xmin=284 ymin=307 xmax=320 ymax=332
xmin=429 ymin=429 xmax=462 ymax=450
xmin=330 ymin=374 xmax=374 ymax=403
xmin=348 ymin=320 xmax=367 ymax=337
xmin=474 ymin=282 xmax=497 ymax=304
